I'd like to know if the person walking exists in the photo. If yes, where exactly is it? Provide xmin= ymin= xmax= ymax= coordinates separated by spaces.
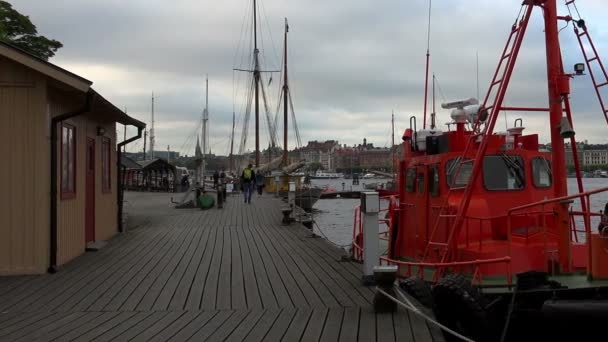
xmin=213 ymin=170 xmax=219 ymax=189
xmin=241 ymin=164 xmax=255 ymax=204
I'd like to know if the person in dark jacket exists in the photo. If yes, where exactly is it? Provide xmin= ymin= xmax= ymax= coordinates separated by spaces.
xmin=241 ymin=164 xmax=255 ymax=203
xmin=213 ymin=170 xmax=219 ymax=189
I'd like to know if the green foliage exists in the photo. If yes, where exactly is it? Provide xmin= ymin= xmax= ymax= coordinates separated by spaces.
xmin=0 ymin=1 xmax=62 ymax=60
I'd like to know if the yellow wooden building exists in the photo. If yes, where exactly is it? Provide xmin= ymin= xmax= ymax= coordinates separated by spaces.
xmin=0 ymin=41 xmax=145 ymax=275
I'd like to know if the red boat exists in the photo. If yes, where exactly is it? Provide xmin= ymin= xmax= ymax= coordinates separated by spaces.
xmin=353 ymin=1 xmax=608 ymax=340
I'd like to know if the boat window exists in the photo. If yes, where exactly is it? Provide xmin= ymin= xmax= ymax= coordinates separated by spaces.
xmin=532 ymin=157 xmax=552 ymax=188
xmin=446 ymin=158 xmax=473 ymax=188
xmin=483 ymin=155 xmax=525 ymax=190
xmin=406 ymin=168 xmax=416 ymax=193
xmin=429 ymin=165 xmax=439 ymax=197
xmin=417 ymin=172 xmax=425 ymax=194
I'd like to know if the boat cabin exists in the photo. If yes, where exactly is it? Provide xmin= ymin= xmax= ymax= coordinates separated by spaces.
xmin=390 ymin=100 xmax=607 ymax=278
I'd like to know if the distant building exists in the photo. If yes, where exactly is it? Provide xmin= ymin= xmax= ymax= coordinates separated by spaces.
xmin=565 ymin=144 xmax=584 ymax=167
xmin=296 ymin=140 xmax=340 ymax=171
xmin=583 ymin=149 xmax=608 ymax=166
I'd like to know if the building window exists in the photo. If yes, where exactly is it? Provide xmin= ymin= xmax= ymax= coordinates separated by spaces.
xmin=102 ymin=137 xmax=111 ymax=193
xmin=61 ymin=123 xmax=76 ymax=199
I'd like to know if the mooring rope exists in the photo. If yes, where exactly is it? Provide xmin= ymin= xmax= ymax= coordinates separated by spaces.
xmin=376 ymin=286 xmax=476 ymax=342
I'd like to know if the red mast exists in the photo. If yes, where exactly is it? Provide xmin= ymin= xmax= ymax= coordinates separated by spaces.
xmin=544 ymin=0 xmax=571 ymax=271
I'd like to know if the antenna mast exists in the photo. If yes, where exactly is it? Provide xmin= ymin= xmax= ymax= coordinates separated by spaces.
xmin=150 ymin=92 xmax=155 ymax=159
xmin=422 ymin=0 xmax=432 ymax=129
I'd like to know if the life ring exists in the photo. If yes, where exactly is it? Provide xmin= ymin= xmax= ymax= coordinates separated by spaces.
xmin=432 ymin=274 xmax=492 ymax=342
xmin=399 ymin=276 xmax=434 ymax=309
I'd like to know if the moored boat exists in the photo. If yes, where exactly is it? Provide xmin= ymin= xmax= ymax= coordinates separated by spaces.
xmin=353 ymin=1 xmax=608 ymax=341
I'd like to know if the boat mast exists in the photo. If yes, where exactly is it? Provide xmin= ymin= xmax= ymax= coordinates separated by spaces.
xmin=253 ymin=0 xmax=260 ymax=167
xmin=230 ymin=111 xmax=235 ymax=171
xmin=150 ymin=92 xmax=155 ymax=159
xmin=544 ymin=0 xmax=569 ymax=270
xmin=282 ymin=18 xmax=289 ymax=165
xmin=201 ymin=76 xmax=208 ymax=185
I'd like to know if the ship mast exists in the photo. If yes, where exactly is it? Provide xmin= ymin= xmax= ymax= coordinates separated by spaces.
xmin=282 ymin=18 xmax=289 ymax=165
xmin=230 ymin=111 xmax=235 ymax=171
xmin=253 ymin=0 xmax=260 ymax=167
xmin=150 ymin=92 xmax=155 ymax=159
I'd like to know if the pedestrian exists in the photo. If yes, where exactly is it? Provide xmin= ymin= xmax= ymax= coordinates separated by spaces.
xmin=220 ymin=170 xmax=227 ymax=200
xmin=241 ymin=164 xmax=255 ymax=204
xmin=213 ymin=170 xmax=219 ymax=189
xmin=255 ymin=171 xmax=265 ymax=195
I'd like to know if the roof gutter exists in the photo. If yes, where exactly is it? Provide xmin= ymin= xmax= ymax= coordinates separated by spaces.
xmin=117 ymin=127 xmax=143 ymax=232
xmin=49 ymin=91 xmax=94 ymax=273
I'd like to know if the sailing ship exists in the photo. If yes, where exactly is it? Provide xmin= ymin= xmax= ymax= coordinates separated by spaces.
xmin=354 ymin=1 xmax=608 ymax=341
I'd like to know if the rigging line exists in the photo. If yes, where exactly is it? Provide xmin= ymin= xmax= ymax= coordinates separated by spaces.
xmin=433 ymin=74 xmax=448 ymax=102
xmin=177 ymin=120 xmax=202 ymax=155
xmin=260 ymin=76 xmax=277 ymax=147
xmin=288 ymin=90 xmax=302 ymax=148
xmin=233 ymin=0 xmax=251 ymax=68
xmin=260 ymin=0 xmax=281 ymax=69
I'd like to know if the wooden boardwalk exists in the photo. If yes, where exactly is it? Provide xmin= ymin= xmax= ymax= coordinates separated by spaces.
xmin=0 ymin=192 xmax=443 ymax=341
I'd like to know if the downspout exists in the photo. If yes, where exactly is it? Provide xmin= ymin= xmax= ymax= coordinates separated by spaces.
xmin=49 ymin=91 xmax=93 ymax=273
xmin=117 ymin=127 xmax=143 ymax=232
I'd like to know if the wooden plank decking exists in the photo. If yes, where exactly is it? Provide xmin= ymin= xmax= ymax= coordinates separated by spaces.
xmin=0 ymin=192 xmax=443 ymax=341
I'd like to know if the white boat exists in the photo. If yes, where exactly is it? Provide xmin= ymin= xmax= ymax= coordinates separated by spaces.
xmin=309 ymin=170 xmax=343 ymax=179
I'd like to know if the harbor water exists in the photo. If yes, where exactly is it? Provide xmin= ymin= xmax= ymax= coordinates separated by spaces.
xmin=310 ymin=177 xmax=608 ymax=248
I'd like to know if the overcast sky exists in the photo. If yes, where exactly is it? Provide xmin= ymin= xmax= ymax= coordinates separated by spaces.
xmin=13 ymin=0 xmax=608 ymax=156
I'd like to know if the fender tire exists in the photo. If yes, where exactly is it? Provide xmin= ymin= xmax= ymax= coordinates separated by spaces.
xmin=432 ymin=274 xmax=492 ymax=342
xmin=399 ymin=276 xmax=434 ymax=309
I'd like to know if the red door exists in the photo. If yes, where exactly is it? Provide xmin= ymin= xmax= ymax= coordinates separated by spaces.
xmin=85 ymin=138 xmax=95 ymax=244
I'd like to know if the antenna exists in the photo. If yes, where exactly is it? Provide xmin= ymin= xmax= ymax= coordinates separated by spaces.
xmin=422 ymin=0 xmax=432 ymax=129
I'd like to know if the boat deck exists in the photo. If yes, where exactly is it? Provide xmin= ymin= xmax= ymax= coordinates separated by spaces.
xmin=0 ymin=192 xmax=443 ymax=341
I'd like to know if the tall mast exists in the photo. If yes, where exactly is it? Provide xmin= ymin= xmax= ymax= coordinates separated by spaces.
xmin=544 ymin=0 xmax=569 ymax=270
xmin=150 ymin=92 xmax=155 ymax=159
xmin=202 ymin=76 xmax=208 ymax=183
xmin=253 ymin=0 xmax=260 ymax=167
xmin=230 ymin=111 xmax=235 ymax=171
xmin=282 ymin=18 xmax=289 ymax=165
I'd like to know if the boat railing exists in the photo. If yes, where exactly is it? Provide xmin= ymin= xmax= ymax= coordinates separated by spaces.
xmin=506 ymin=186 xmax=608 ymax=275
xmin=352 ymin=198 xmax=512 ymax=285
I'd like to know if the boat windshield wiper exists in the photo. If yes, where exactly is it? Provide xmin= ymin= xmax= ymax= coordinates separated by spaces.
xmin=500 ymin=153 xmax=525 ymax=188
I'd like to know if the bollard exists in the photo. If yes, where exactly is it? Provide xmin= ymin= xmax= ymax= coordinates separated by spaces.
xmin=373 ymin=265 xmax=398 ymax=312
xmin=288 ymin=181 xmax=296 ymax=211
xmin=361 ymin=191 xmax=380 ymax=285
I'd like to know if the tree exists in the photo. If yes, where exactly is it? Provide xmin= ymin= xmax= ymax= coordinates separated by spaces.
xmin=0 ymin=1 xmax=62 ymax=60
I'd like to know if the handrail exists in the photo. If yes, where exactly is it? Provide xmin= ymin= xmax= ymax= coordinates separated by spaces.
xmin=507 ymin=186 xmax=608 ymax=275
xmin=507 ymin=186 xmax=608 ymax=215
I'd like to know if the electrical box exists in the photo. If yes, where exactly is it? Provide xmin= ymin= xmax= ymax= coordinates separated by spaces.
xmin=361 ymin=192 xmax=379 ymax=213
